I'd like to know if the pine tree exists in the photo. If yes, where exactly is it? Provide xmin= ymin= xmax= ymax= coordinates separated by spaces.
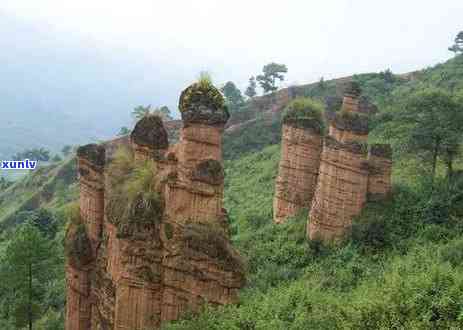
xmin=449 ymin=31 xmax=463 ymax=54
xmin=256 ymin=63 xmax=288 ymax=94
xmin=0 ymin=223 xmax=57 ymax=330
xmin=245 ymin=76 xmax=257 ymax=98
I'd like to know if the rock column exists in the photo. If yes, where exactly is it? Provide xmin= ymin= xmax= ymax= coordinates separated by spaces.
xmin=66 ymin=144 xmax=105 ymax=330
xmin=367 ymin=144 xmax=392 ymax=201
xmin=66 ymin=83 xmax=246 ymax=330
xmin=161 ymin=81 xmax=245 ymax=322
xmin=273 ymin=99 xmax=323 ymax=223
xmin=130 ymin=114 xmax=169 ymax=162
xmin=308 ymin=82 xmax=370 ymax=242
xmin=111 ymin=117 xmax=168 ymax=330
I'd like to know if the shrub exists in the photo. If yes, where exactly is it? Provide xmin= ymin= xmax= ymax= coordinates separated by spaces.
xmin=105 ymin=147 xmax=162 ymax=239
xmin=282 ymin=97 xmax=325 ymax=133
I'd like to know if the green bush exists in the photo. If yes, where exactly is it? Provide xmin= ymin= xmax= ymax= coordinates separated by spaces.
xmin=106 ymin=147 xmax=163 ymax=238
xmin=282 ymin=97 xmax=325 ymax=133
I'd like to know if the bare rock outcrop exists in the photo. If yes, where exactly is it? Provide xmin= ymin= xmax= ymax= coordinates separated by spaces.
xmin=65 ymin=81 xmax=245 ymax=330
xmin=270 ymin=82 xmax=393 ymax=243
xmin=367 ymin=144 xmax=393 ymax=201
xmin=273 ymin=98 xmax=324 ymax=223
xmin=308 ymin=82 xmax=392 ymax=242
xmin=66 ymin=144 xmax=105 ymax=330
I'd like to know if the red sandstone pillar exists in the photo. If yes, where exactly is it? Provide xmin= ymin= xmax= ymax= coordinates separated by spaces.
xmin=66 ymin=143 xmax=105 ymax=330
xmin=273 ymin=99 xmax=323 ymax=223
xmin=367 ymin=144 xmax=393 ymax=201
xmin=161 ymin=81 xmax=245 ymax=323
xmin=308 ymin=82 xmax=370 ymax=242
xmin=76 ymin=144 xmax=106 ymax=252
xmin=130 ymin=114 xmax=169 ymax=162
xmin=109 ymin=116 xmax=168 ymax=330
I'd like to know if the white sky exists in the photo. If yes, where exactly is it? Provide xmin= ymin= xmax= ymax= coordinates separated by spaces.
xmin=2 ymin=0 xmax=463 ymax=89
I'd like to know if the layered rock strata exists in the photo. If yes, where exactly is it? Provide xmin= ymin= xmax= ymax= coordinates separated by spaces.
xmin=308 ymin=82 xmax=392 ymax=242
xmin=367 ymin=144 xmax=393 ymax=201
xmin=66 ymin=144 xmax=105 ymax=330
xmin=273 ymin=99 xmax=324 ymax=223
xmin=161 ymin=81 xmax=242 ymax=323
xmin=65 ymin=82 xmax=245 ymax=330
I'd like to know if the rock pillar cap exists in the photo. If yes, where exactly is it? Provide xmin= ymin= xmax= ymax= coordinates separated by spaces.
xmin=343 ymin=81 xmax=362 ymax=98
xmin=324 ymin=136 xmax=368 ymax=155
xmin=191 ymin=159 xmax=225 ymax=185
xmin=77 ymin=144 xmax=106 ymax=168
xmin=369 ymin=144 xmax=392 ymax=158
xmin=282 ymin=97 xmax=325 ymax=134
xmin=332 ymin=111 xmax=369 ymax=135
xmin=179 ymin=81 xmax=230 ymax=127
xmin=131 ymin=114 xmax=169 ymax=150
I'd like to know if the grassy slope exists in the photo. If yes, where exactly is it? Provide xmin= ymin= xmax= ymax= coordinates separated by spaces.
xmin=0 ymin=158 xmax=78 ymax=229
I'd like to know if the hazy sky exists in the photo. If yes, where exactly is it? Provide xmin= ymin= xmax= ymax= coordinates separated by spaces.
xmin=2 ymin=0 xmax=462 ymax=94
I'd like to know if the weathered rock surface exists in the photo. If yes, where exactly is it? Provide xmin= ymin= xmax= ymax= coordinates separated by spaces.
xmin=367 ymin=144 xmax=393 ymax=201
xmin=273 ymin=99 xmax=324 ymax=223
xmin=66 ymin=144 xmax=105 ymax=330
xmin=130 ymin=114 xmax=168 ymax=161
xmin=308 ymin=137 xmax=369 ymax=241
xmin=65 ymin=83 xmax=245 ymax=330
xmin=307 ymin=82 xmax=393 ymax=242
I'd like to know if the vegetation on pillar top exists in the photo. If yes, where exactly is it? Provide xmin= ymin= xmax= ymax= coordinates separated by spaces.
xmin=343 ymin=81 xmax=362 ymax=97
xmin=76 ymin=143 xmax=106 ymax=168
xmin=191 ymin=159 xmax=224 ymax=185
xmin=369 ymin=144 xmax=393 ymax=159
xmin=130 ymin=114 xmax=169 ymax=150
xmin=179 ymin=73 xmax=230 ymax=127
xmin=325 ymin=136 xmax=369 ymax=155
xmin=332 ymin=110 xmax=369 ymax=135
xmin=282 ymin=97 xmax=325 ymax=134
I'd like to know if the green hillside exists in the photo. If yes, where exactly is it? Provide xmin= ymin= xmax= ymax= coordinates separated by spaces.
xmin=1 ymin=55 xmax=463 ymax=329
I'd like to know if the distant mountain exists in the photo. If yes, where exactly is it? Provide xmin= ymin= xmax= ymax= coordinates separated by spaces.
xmin=0 ymin=13 xmax=185 ymax=159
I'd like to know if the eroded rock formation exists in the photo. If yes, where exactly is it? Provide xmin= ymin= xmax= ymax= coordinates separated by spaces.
xmin=273 ymin=99 xmax=324 ymax=223
xmin=272 ymin=82 xmax=393 ymax=242
xmin=367 ymin=144 xmax=393 ymax=201
xmin=308 ymin=82 xmax=392 ymax=242
xmin=65 ymin=144 xmax=105 ymax=330
xmin=65 ymin=82 xmax=245 ymax=330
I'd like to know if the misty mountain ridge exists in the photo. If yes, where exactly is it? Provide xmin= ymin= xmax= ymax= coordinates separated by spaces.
xmin=0 ymin=13 xmax=184 ymax=159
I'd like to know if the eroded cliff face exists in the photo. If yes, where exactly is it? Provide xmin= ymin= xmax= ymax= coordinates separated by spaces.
xmin=66 ymin=144 xmax=105 ymax=330
xmin=308 ymin=82 xmax=393 ymax=242
xmin=367 ymin=144 xmax=393 ymax=201
xmin=272 ymin=82 xmax=393 ymax=243
xmin=65 ymin=82 xmax=245 ymax=330
xmin=273 ymin=100 xmax=324 ymax=223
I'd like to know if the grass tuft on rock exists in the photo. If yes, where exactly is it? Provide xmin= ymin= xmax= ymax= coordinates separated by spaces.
xmin=106 ymin=146 xmax=163 ymax=238
xmin=332 ymin=110 xmax=369 ymax=134
xmin=64 ymin=203 xmax=93 ymax=268
xmin=182 ymin=222 xmax=247 ymax=280
xmin=282 ymin=97 xmax=325 ymax=134
xmin=178 ymin=74 xmax=229 ymax=126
